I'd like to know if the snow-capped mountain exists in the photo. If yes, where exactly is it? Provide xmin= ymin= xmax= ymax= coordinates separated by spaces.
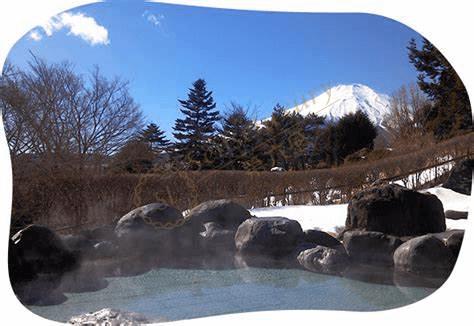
xmin=285 ymin=84 xmax=391 ymax=127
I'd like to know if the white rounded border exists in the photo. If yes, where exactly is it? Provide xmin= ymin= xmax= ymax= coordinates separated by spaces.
xmin=0 ymin=1 xmax=472 ymax=325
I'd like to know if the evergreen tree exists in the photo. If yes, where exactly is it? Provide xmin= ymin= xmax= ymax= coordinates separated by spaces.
xmin=317 ymin=123 xmax=337 ymax=166
xmin=219 ymin=103 xmax=259 ymax=170
xmin=139 ymin=123 xmax=171 ymax=153
xmin=331 ymin=111 xmax=377 ymax=165
xmin=262 ymin=104 xmax=307 ymax=170
xmin=408 ymin=38 xmax=472 ymax=139
xmin=303 ymin=113 xmax=326 ymax=168
xmin=172 ymin=79 xmax=220 ymax=169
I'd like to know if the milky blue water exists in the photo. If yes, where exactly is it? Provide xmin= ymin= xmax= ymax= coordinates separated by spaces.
xmin=28 ymin=267 xmax=437 ymax=322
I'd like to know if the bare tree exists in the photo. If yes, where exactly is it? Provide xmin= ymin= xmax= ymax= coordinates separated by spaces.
xmin=385 ymin=83 xmax=429 ymax=144
xmin=1 ymin=56 xmax=143 ymax=171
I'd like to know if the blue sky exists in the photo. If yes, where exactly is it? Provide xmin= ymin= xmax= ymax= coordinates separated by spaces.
xmin=6 ymin=1 xmax=423 ymax=136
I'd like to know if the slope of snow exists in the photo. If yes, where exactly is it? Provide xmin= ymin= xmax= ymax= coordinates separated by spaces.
xmin=250 ymin=187 xmax=470 ymax=233
xmin=420 ymin=187 xmax=471 ymax=212
xmin=286 ymin=84 xmax=391 ymax=127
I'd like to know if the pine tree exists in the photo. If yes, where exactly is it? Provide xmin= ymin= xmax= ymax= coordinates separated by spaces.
xmin=331 ymin=111 xmax=377 ymax=165
xmin=303 ymin=113 xmax=326 ymax=168
xmin=262 ymin=104 xmax=307 ymax=170
xmin=139 ymin=123 xmax=171 ymax=153
xmin=219 ymin=103 xmax=259 ymax=170
xmin=407 ymin=38 xmax=472 ymax=139
xmin=172 ymin=79 xmax=220 ymax=169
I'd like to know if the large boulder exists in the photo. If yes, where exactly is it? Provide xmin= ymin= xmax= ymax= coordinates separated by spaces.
xmin=114 ymin=203 xmax=184 ymax=257
xmin=297 ymin=246 xmax=350 ymax=275
xmin=443 ymin=159 xmax=473 ymax=195
xmin=346 ymin=184 xmax=446 ymax=237
xmin=433 ymin=229 xmax=464 ymax=258
xmin=343 ymin=230 xmax=403 ymax=266
xmin=393 ymin=234 xmax=454 ymax=275
xmin=199 ymin=222 xmax=236 ymax=254
xmin=9 ymin=225 xmax=78 ymax=304
xmin=303 ymin=229 xmax=343 ymax=249
xmin=186 ymin=199 xmax=252 ymax=231
xmin=115 ymin=203 xmax=184 ymax=236
xmin=235 ymin=217 xmax=303 ymax=258
xmin=62 ymin=225 xmax=119 ymax=261
xmin=9 ymin=225 xmax=78 ymax=283
xmin=178 ymin=200 xmax=252 ymax=258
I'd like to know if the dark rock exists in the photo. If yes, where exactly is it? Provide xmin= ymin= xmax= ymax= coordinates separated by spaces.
xmin=288 ymin=242 xmax=321 ymax=268
xmin=346 ymin=184 xmax=446 ymax=237
xmin=446 ymin=231 xmax=464 ymax=258
xmin=294 ymin=242 xmax=320 ymax=255
xmin=61 ymin=225 xmax=119 ymax=261
xmin=9 ymin=225 xmax=78 ymax=305
xmin=114 ymin=203 xmax=184 ymax=258
xmin=235 ymin=217 xmax=303 ymax=258
xmin=297 ymin=246 xmax=350 ymax=275
xmin=177 ymin=200 xmax=252 ymax=258
xmin=186 ymin=199 xmax=252 ymax=231
xmin=199 ymin=222 xmax=236 ymax=254
xmin=343 ymin=230 xmax=403 ymax=266
xmin=443 ymin=159 xmax=473 ymax=195
xmin=433 ymin=229 xmax=464 ymax=259
xmin=81 ymin=224 xmax=117 ymax=243
xmin=304 ymin=229 xmax=342 ymax=249
xmin=91 ymin=241 xmax=118 ymax=259
xmin=115 ymin=202 xmax=184 ymax=236
xmin=393 ymin=234 xmax=454 ymax=275
xmin=9 ymin=225 xmax=78 ymax=284
xmin=61 ymin=233 xmax=95 ymax=258
xmin=445 ymin=210 xmax=468 ymax=220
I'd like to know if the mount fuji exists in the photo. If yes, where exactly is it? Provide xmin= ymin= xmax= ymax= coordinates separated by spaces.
xmin=285 ymin=84 xmax=391 ymax=128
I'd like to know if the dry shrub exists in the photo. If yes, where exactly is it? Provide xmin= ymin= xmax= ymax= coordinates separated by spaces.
xmin=10 ymin=132 xmax=474 ymax=233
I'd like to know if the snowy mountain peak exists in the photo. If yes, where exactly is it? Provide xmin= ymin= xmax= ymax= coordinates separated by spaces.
xmin=286 ymin=84 xmax=391 ymax=126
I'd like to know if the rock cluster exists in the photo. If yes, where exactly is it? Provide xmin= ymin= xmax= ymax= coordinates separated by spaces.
xmin=9 ymin=183 xmax=465 ymax=308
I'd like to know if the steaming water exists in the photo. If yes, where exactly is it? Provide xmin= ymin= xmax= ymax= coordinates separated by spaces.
xmin=27 ymin=267 xmax=436 ymax=322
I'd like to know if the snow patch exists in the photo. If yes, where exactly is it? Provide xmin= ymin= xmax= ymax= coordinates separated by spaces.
xmin=420 ymin=187 xmax=471 ymax=212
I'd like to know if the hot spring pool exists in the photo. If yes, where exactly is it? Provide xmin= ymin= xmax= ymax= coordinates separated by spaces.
xmin=27 ymin=267 xmax=438 ymax=322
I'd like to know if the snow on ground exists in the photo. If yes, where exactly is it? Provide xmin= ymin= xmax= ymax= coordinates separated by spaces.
xmin=250 ymin=204 xmax=347 ymax=234
xmin=420 ymin=187 xmax=471 ymax=212
xmin=250 ymin=186 xmax=471 ymax=233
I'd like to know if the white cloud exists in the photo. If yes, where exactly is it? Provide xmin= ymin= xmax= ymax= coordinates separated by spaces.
xmin=29 ymin=12 xmax=110 ymax=46
xmin=143 ymin=11 xmax=165 ymax=27
xmin=28 ymin=30 xmax=42 ymax=41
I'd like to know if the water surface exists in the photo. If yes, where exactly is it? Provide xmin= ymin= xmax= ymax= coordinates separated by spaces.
xmin=28 ymin=267 xmax=437 ymax=322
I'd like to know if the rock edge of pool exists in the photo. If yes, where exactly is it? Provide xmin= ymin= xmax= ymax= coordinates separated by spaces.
xmin=9 ymin=183 xmax=469 ymax=323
